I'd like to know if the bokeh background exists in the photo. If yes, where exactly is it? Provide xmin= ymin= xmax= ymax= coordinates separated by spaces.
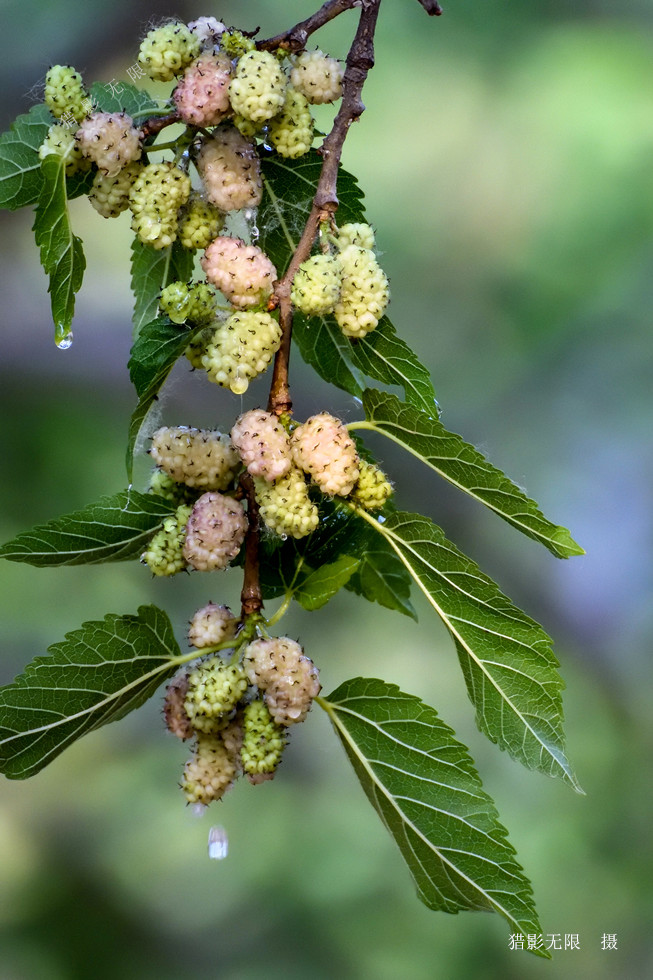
xmin=1 ymin=1 xmax=652 ymax=977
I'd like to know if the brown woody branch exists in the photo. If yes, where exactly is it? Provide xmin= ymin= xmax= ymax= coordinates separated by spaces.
xmin=139 ymin=109 xmax=182 ymax=139
xmin=416 ymin=0 xmax=443 ymax=14
xmin=267 ymin=0 xmax=383 ymax=416
xmin=258 ymin=0 xmax=360 ymax=53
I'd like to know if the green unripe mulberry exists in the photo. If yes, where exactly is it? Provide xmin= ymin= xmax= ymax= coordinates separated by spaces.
xmin=184 ymin=657 xmax=248 ymax=734
xmin=253 ymin=467 xmax=319 ymax=539
xmin=291 ymin=254 xmax=342 ymax=315
xmin=141 ymin=503 xmax=192 ymax=576
xmin=39 ymin=124 xmax=90 ymax=177
xmin=138 ymin=22 xmax=201 ymax=82
xmin=229 ymin=50 xmax=286 ymax=123
xmin=177 ymin=192 xmax=224 ymax=251
xmin=241 ymin=699 xmax=286 ymax=783
xmin=267 ymin=87 xmax=314 ymax=159
xmin=202 ymin=311 xmax=282 ymax=394
xmin=160 ymin=281 xmax=192 ymax=324
xmin=350 ymin=459 xmax=393 ymax=510
xmin=182 ymin=733 xmax=237 ymax=805
xmin=44 ymin=65 xmax=88 ymax=123
xmin=129 ymin=161 xmax=191 ymax=249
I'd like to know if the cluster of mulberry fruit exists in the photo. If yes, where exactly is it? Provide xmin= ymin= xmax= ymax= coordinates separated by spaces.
xmin=164 ymin=622 xmax=320 ymax=805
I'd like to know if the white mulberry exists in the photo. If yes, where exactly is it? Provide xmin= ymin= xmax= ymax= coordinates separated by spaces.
xmin=230 ymin=410 xmax=292 ymax=482
xmin=75 ymin=112 xmax=142 ymax=177
xmin=201 ymin=237 xmax=277 ymax=310
xmin=290 ymin=254 xmax=341 ymax=315
xmin=138 ymin=22 xmax=201 ymax=82
xmin=44 ymin=65 xmax=89 ymax=123
xmin=39 ymin=124 xmax=91 ymax=176
xmin=350 ymin=459 xmax=393 ymax=510
xmin=337 ymin=222 xmax=375 ymax=250
xmin=129 ymin=161 xmax=191 ymax=249
xmin=243 ymin=637 xmax=321 ymax=726
xmin=177 ymin=192 xmax=224 ymax=251
xmin=88 ymin=161 xmax=142 ymax=218
xmin=173 ymin=52 xmax=232 ymax=127
xmin=183 ymin=492 xmax=248 ymax=571
xmin=188 ymin=17 xmax=226 ymax=48
xmin=241 ymin=699 xmax=286 ymax=782
xmin=334 ymin=244 xmax=389 ymax=339
xmin=290 ymin=49 xmax=343 ymax=105
xmin=188 ymin=603 xmax=237 ymax=649
xmin=141 ymin=503 xmax=192 ymax=576
xmin=253 ymin=468 xmax=319 ymax=539
xmin=290 ymin=413 xmax=360 ymax=496
xmin=182 ymin=733 xmax=237 ymax=805
xmin=267 ymin=87 xmax=314 ymax=159
xmin=201 ymin=311 xmax=282 ymax=394
xmin=196 ymin=127 xmax=262 ymax=212
xmin=150 ymin=426 xmax=239 ymax=491
xmin=184 ymin=657 xmax=248 ymax=733
xmin=228 ymin=50 xmax=286 ymax=123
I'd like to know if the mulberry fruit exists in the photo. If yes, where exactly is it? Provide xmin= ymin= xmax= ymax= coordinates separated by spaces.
xmin=148 ymin=468 xmax=195 ymax=504
xmin=196 ymin=126 xmax=262 ymax=212
xmin=350 ymin=459 xmax=393 ymax=510
xmin=141 ymin=503 xmax=192 ymax=576
xmin=230 ymin=410 xmax=292 ymax=482
xmin=334 ymin=244 xmax=389 ymax=339
xmin=150 ymin=426 xmax=239 ymax=491
xmin=290 ymin=413 xmax=360 ymax=496
xmin=184 ymin=657 xmax=248 ymax=733
xmin=188 ymin=283 xmax=218 ymax=325
xmin=173 ymin=52 xmax=232 ymax=127
xmin=177 ymin=192 xmax=224 ymax=251
xmin=201 ymin=237 xmax=277 ymax=310
xmin=39 ymin=124 xmax=91 ymax=176
xmin=159 ymin=281 xmax=192 ymax=324
xmin=138 ymin=22 xmax=201 ymax=82
xmin=228 ymin=50 xmax=286 ymax=123
xmin=188 ymin=603 xmax=237 ymax=650
xmin=129 ymin=161 xmax=191 ymax=249
xmin=290 ymin=50 xmax=343 ymax=105
xmin=182 ymin=733 xmax=237 ymax=805
xmin=243 ymin=637 xmax=321 ymax=726
xmin=253 ymin=468 xmax=319 ymax=539
xmin=201 ymin=311 xmax=282 ymax=394
xmin=337 ymin=222 xmax=375 ymax=251
xmin=163 ymin=670 xmax=194 ymax=740
xmin=88 ymin=161 xmax=142 ymax=218
xmin=241 ymin=699 xmax=286 ymax=783
xmin=267 ymin=87 xmax=314 ymax=159
xmin=44 ymin=65 xmax=88 ymax=123
xmin=75 ymin=112 xmax=142 ymax=177
xmin=187 ymin=17 xmax=226 ymax=48
xmin=290 ymin=254 xmax=341 ymax=315
xmin=183 ymin=492 xmax=248 ymax=571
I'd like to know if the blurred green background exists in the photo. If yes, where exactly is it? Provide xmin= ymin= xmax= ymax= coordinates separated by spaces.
xmin=1 ymin=0 xmax=652 ymax=977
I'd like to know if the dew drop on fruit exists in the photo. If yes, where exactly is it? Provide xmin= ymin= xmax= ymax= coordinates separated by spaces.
xmin=243 ymin=207 xmax=259 ymax=243
xmin=208 ymin=824 xmax=228 ymax=860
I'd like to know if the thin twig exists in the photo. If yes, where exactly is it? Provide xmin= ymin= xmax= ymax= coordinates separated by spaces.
xmin=416 ymin=0 xmax=443 ymax=14
xmin=139 ymin=109 xmax=181 ymax=139
xmin=267 ymin=0 xmax=383 ymax=416
xmin=258 ymin=0 xmax=360 ymax=53
xmin=239 ymin=473 xmax=264 ymax=619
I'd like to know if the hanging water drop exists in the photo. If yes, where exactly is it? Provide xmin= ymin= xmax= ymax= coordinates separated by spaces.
xmin=243 ymin=207 xmax=260 ymax=243
xmin=56 ymin=329 xmax=74 ymax=350
xmin=192 ymin=803 xmax=207 ymax=818
xmin=208 ymin=825 xmax=228 ymax=860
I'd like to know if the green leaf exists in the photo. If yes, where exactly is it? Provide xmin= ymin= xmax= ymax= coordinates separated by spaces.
xmin=358 ymin=389 xmax=583 ymax=559
xmin=125 ymin=316 xmax=207 ymax=480
xmin=294 ymin=555 xmax=360 ymax=610
xmin=32 ymin=156 xmax=86 ymax=345
xmin=130 ymin=238 xmax=195 ymax=339
xmin=259 ymin=152 xmax=437 ymax=412
xmin=89 ymin=81 xmax=161 ymax=119
xmin=346 ymin=534 xmax=417 ymax=620
xmin=0 ymin=103 xmax=52 ymax=211
xmin=356 ymin=509 xmax=581 ymax=789
xmin=0 ymin=490 xmax=177 ymax=567
xmin=0 ymin=605 xmax=182 ymax=779
xmin=321 ymin=677 xmax=547 ymax=951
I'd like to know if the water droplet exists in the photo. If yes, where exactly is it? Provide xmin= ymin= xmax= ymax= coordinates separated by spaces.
xmin=280 ymin=534 xmax=288 ymax=542
xmin=192 ymin=803 xmax=207 ymax=819
xmin=208 ymin=825 xmax=228 ymax=860
xmin=56 ymin=329 xmax=74 ymax=350
xmin=230 ymin=375 xmax=249 ymax=395
xmin=243 ymin=207 xmax=260 ymax=243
